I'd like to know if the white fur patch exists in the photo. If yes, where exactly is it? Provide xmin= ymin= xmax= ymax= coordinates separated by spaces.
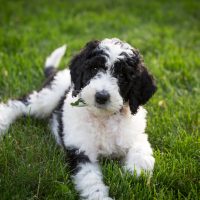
xmin=45 ymin=45 xmax=67 ymax=68
xmin=0 ymin=69 xmax=71 ymax=135
xmin=80 ymin=72 xmax=123 ymax=115
xmin=99 ymin=38 xmax=134 ymax=67
xmin=26 ymin=69 xmax=70 ymax=118
xmin=0 ymin=101 xmax=26 ymax=135
xmin=73 ymin=163 xmax=112 ymax=200
xmin=62 ymin=93 xmax=150 ymax=162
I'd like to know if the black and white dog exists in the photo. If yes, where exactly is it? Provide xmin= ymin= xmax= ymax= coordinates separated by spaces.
xmin=0 ymin=38 xmax=157 ymax=200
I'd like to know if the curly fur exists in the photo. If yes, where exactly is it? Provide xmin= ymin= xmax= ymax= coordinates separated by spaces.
xmin=0 ymin=38 xmax=157 ymax=200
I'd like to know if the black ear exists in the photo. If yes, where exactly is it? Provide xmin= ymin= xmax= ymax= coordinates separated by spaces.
xmin=139 ymin=68 xmax=157 ymax=105
xmin=129 ymin=65 xmax=157 ymax=114
xmin=69 ymin=40 xmax=100 ymax=96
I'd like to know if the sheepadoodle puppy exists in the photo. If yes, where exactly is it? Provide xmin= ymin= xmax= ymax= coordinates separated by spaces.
xmin=0 ymin=38 xmax=157 ymax=200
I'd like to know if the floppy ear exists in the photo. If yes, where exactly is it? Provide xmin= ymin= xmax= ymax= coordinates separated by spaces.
xmin=70 ymin=56 xmax=84 ymax=96
xmin=69 ymin=40 xmax=100 ymax=96
xmin=129 ymin=65 xmax=157 ymax=114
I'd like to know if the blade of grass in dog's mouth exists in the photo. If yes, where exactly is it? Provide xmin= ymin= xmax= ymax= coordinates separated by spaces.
xmin=71 ymin=98 xmax=87 ymax=107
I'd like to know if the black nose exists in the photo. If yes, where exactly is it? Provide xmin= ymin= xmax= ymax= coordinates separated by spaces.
xmin=95 ymin=90 xmax=110 ymax=105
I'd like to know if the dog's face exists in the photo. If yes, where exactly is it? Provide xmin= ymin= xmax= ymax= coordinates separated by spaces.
xmin=70 ymin=38 xmax=157 ymax=115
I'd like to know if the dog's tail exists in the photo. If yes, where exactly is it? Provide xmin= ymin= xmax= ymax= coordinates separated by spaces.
xmin=0 ymin=45 xmax=70 ymax=137
xmin=44 ymin=45 xmax=67 ymax=78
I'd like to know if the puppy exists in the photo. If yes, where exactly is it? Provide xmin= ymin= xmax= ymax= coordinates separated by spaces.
xmin=0 ymin=38 xmax=157 ymax=200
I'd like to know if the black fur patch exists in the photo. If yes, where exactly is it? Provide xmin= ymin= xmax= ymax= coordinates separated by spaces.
xmin=41 ymin=73 xmax=57 ymax=89
xmin=18 ymin=71 xmax=58 ymax=105
xmin=65 ymin=147 xmax=91 ymax=174
xmin=69 ymin=39 xmax=157 ymax=114
xmin=44 ymin=66 xmax=57 ymax=78
xmin=41 ymin=66 xmax=58 ymax=89
xmin=18 ymin=95 xmax=30 ymax=106
xmin=53 ymin=89 xmax=70 ymax=147
xmin=113 ymin=50 xmax=157 ymax=114
xmin=56 ymin=107 xmax=64 ymax=141
xmin=70 ymin=40 xmax=108 ymax=96
xmin=52 ymin=92 xmax=91 ymax=174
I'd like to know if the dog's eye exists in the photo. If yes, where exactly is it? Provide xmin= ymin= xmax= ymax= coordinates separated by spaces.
xmin=89 ymin=66 xmax=98 ymax=71
xmin=118 ymin=73 xmax=124 ymax=78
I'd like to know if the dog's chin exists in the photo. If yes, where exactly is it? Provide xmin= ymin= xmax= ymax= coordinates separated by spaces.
xmin=87 ymin=103 xmax=121 ymax=117
xmin=95 ymin=103 xmax=108 ymax=109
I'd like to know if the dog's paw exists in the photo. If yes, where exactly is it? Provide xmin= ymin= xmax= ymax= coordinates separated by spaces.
xmin=0 ymin=100 xmax=26 ymax=135
xmin=83 ymin=187 xmax=113 ymax=200
xmin=86 ymin=193 xmax=113 ymax=200
xmin=87 ymin=195 xmax=113 ymax=200
xmin=0 ymin=103 xmax=11 ymax=135
xmin=102 ymin=197 xmax=114 ymax=200
xmin=80 ymin=183 xmax=113 ymax=200
xmin=124 ymin=154 xmax=155 ymax=177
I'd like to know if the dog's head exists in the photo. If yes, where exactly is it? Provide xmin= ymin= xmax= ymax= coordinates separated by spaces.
xmin=70 ymin=38 xmax=157 ymax=115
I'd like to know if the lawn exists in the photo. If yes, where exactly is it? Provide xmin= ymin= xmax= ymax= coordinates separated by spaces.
xmin=0 ymin=0 xmax=199 ymax=199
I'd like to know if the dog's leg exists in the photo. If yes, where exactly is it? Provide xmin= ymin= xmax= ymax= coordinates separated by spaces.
xmin=124 ymin=133 xmax=155 ymax=176
xmin=0 ymin=69 xmax=71 ymax=135
xmin=0 ymin=100 xmax=27 ymax=135
xmin=66 ymin=148 xmax=113 ymax=200
xmin=0 ymin=45 xmax=70 ymax=135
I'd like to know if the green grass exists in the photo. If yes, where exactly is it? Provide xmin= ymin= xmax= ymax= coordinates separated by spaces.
xmin=0 ymin=0 xmax=199 ymax=199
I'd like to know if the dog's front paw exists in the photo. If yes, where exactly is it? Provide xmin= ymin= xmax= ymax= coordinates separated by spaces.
xmin=102 ymin=197 xmax=114 ymax=200
xmin=124 ymin=153 xmax=155 ymax=177
xmin=82 ymin=185 xmax=113 ymax=200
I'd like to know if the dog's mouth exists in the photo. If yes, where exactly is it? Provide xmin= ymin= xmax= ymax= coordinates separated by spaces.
xmin=95 ymin=101 xmax=123 ymax=115
xmin=95 ymin=102 xmax=109 ymax=109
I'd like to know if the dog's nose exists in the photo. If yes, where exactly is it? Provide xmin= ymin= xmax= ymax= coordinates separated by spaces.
xmin=95 ymin=90 xmax=110 ymax=105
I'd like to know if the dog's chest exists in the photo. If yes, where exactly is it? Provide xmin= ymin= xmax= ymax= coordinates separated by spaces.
xmin=89 ymin=114 xmax=124 ymax=155
xmin=62 ymin=103 xmax=145 ymax=160
xmin=79 ymin=110 xmax=134 ymax=157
